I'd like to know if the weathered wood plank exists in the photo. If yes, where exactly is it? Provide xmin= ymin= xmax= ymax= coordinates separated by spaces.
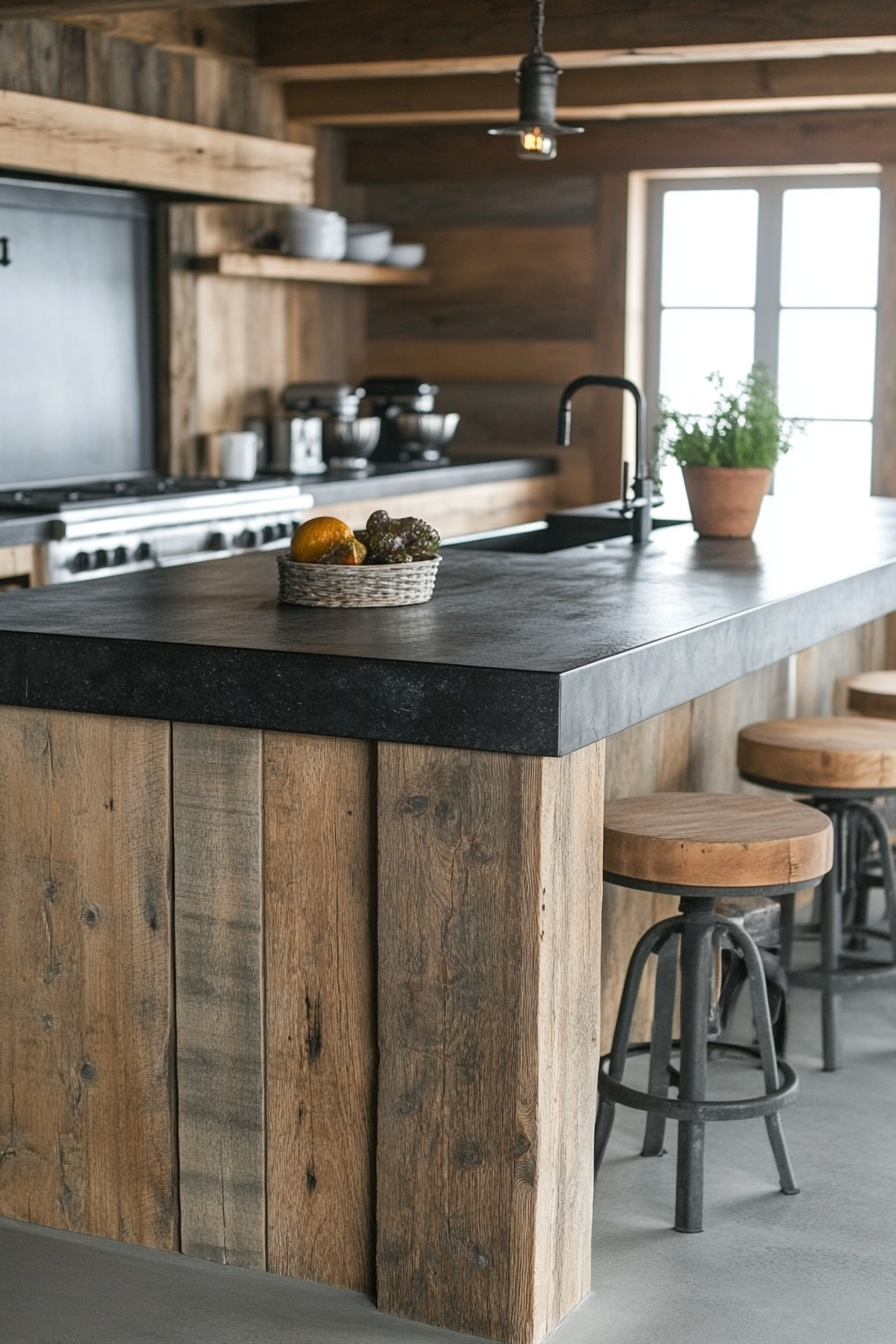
xmin=0 ymin=86 xmax=312 ymax=202
xmin=172 ymin=722 xmax=265 ymax=1269
xmin=0 ymin=706 xmax=175 ymax=1247
xmin=376 ymin=740 xmax=603 ymax=1344
xmin=264 ymin=732 xmax=376 ymax=1293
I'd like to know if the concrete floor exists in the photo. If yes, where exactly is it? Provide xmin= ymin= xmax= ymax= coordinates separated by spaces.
xmin=3 ymin=978 xmax=896 ymax=1344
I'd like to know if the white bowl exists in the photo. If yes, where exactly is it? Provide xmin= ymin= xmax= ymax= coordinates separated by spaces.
xmin=288 ymin=206 xmax=347 ymax=261
xmin=386 ymin=242 xmax=426 ymax=269
xmin=346 ymin=224 xmax=393 ymax=264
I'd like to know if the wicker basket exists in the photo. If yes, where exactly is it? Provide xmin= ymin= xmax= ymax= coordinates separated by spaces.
xmin=277 ymin=553 xmax=441 ymax=608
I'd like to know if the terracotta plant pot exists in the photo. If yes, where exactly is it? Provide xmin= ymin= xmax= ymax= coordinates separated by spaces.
xmin=682 ymin=466 xmax=772 ymax=539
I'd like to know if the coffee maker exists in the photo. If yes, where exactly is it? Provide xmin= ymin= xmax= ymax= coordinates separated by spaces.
xmin=275 ymin=382 xmax=381 ymax=473
xmin=364 ymin=378 xmax=460 ymax=466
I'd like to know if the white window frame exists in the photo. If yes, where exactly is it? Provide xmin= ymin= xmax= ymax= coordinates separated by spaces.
xmin=642 ymin=170 xmax=882 ymax=490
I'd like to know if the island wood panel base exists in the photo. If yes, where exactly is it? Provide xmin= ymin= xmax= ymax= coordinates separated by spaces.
xmin=264 ymin=731 xmax=377 ymax=1293
xmin=376 ymin=740 xmax=604 ymax=1344
xmin=0 ymin=706 xmax=175 ymax=1248
xmin=172 ymin=723 xmax=266 ymax=1269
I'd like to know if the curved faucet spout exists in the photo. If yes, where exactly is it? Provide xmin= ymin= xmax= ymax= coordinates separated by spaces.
xmin=557 ymin=374 xmax=652 ymax=544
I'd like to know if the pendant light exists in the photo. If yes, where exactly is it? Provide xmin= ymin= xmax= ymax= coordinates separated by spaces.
xmin=488 ymin=0 xmax=584 ymax=161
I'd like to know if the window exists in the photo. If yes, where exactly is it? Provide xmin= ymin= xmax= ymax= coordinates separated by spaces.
xmin=644 ymin=174 xmax=881 ymax=517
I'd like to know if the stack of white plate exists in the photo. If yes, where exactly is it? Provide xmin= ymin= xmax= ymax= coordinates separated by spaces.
xmin=288 ymin=206 xmax=348 ymax=261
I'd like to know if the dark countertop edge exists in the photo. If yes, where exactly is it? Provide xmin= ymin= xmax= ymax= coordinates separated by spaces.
xmin=0 ymin=514 xmax=60 ymax=548
xmin=558 ymin=559 xmax=896 ymax=752
xmin=0 ymin=632 xmax=565 ymax=756
xmin=298 ymin=456 xmax=556 ymax=505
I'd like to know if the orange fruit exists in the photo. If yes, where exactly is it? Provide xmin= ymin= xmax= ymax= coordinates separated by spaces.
xmin=290 ymin=516 xmax=355 ymax=563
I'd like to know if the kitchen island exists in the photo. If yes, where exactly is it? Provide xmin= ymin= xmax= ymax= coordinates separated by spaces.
xmin=1 ymin=499 xmax=895 ymax=1344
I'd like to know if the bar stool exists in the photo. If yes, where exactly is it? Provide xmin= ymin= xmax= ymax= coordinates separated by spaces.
xmin=596 ymin=793 xmax=833 ymax=1233
xmin=844 ymin=671 xmax=896 ymax=720
xmin=738 ymin=717 xmax=896 ymax=1070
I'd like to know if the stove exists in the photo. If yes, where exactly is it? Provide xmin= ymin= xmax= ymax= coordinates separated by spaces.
xmin=0 ymin=476 xmax=313 ymax=584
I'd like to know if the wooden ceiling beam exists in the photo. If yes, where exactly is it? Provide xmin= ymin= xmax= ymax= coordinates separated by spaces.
xmin=344 ymin=109 xmax=896 ymax=183
xmin=257 ymin=1 xmax=896 ymax=80
xmin=0 ymin=0 xmax=300 ymax=17
xmin=61 ymin=8 xmax=258 ymax=62
xmin=285 ymin=52 xmax=896 ymax=126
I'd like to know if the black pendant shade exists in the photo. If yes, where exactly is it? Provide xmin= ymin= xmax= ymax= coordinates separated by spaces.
xmin=488 ymin=2 xmax=584 ymax=160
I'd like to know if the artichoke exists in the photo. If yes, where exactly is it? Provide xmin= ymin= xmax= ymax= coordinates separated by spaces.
xmin=362 ymin=510 xmax=440 ymax=565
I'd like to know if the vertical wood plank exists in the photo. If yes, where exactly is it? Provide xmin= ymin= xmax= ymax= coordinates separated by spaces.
xmin=172 ymin=722 xmax=265 ymax=1269
xmin=591 ymin=172 xmax=629 ymax=503
xmin=264 ymin=732 xmax=376 ymax=1293
xmin=376 ymin=740 xmax=604 ymax=1344
xmin=873 ymin=164 xmax=896 ymax=498
xmin=0 ymin=707 xmax=175 ymax=1248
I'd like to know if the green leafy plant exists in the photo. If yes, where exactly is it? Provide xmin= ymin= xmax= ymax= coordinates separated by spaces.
xmin=659 ymin=364 xmax=797 ymax=470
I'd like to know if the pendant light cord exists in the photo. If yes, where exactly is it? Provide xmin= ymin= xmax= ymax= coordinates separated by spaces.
xmin=531 ymin=0 xmax=545 ymax=53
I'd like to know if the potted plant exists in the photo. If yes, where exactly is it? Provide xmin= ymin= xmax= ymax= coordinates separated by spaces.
xmin=659 ymin=364 xmax=796 ymax=538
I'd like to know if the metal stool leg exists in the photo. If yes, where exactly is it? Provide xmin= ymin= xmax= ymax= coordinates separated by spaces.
xmin=595 ymin=916 xmax=682 ymax=1172
xmin=725 ymin=923 xmax=799 ymax=1195
xmin=675 ymin=905 xmax=714 ymax=1233
xmin=819 ymin=864 xmax=844 ymax=1071
xmin=851 ymin=801 xmax=896 ymax=959
xmin=642 ymin=931 xmax=679 ymax=1157
xmin=778 ymin=891 xmax=796 ymax=972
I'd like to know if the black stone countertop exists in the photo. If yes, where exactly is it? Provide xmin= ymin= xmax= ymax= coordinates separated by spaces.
xmin=1 ymin=498 xmax=895 ymax=756
xmin=0 ymin=512 xmax=61 ymax=548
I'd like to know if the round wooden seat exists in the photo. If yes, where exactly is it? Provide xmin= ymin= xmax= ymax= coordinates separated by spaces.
xmin=845 ymin=671 xmax=896 ymax=720
xmin=603 ymin=793 xmax=832 ymax=890
xmin=738 ymin=716 xmax=896 ymax=792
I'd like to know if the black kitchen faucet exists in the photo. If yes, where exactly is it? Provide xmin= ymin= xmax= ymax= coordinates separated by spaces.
xmin=557 ymin=375 xmax=653 ymax=544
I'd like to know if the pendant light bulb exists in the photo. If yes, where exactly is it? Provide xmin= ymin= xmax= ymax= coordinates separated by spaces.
xmin=488 ymin=1 xmax=584 ymax=161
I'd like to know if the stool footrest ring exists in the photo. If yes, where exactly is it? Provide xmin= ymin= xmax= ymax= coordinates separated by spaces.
xmin=788 ymin=960 xmax=896 ymax=991
xmin=598 ymin=1043 xmax=799 ymax=1124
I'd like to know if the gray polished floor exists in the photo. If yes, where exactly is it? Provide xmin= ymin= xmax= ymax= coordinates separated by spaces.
xmin=3 ymin=977 xmax=896 ymax=1344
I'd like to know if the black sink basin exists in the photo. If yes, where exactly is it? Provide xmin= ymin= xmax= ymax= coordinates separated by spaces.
xmin=443 ymin=504 xmax=689 ymax=554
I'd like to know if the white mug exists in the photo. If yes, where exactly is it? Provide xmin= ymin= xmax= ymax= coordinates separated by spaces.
xmin=201 ymin=431 xmax=259 ymax=480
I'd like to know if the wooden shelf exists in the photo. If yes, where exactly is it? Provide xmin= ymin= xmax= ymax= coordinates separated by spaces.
xmin=192 ymin=251 xmax=430 ymax=285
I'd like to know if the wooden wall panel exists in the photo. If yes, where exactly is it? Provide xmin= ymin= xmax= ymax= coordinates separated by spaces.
xmin=376 ymin=740 xmax=603 ymax=1344
xmin=0 ymin=707 xmax=175 ymax=1248
xmin=172 ymin=723 xmax=265 ymax=1269
xmin=264 ymin=733 xmax=377 ymax=1293
xmin=301 ymin=474 xmax=558 ymax=539
xmin=0 ymin=17 xmax=287 ymax=138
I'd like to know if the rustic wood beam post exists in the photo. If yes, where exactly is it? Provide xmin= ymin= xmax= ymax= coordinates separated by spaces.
xmin=591 ymin=172 xmax=629 ymax=503
xmin=376 ymin=740 xmax=604 ymax=1344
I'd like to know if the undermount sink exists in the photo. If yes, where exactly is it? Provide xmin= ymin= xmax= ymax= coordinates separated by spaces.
xmin=443 ymin=505 xmax=689 ymax=554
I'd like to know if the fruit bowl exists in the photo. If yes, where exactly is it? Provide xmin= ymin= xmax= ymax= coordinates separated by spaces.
xmin=277 ymin=553 xmax=441 ymax=608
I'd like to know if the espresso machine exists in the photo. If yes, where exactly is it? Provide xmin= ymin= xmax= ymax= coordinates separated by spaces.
xmin=364 ymin=378 xmax=460 ymax=466
xmin=272 ymin=382 xmax=381 ymax=474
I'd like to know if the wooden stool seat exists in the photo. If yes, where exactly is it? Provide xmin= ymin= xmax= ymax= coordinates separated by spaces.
xmin=604 ymin=793 xmax=833 ymax=891
xmin=845 ymin=671 xmax=896 ymax=720
xmin=737 ymin=716 xmax=896 ymax=792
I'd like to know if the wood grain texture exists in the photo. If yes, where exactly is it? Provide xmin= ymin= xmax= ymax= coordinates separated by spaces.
xmin=738 ymin=715 xmax=896 ymax=790
xmin=376 ymin=740 xmax=604 ymax=1344
xmin=590 ymin=173 xmax=628 ymax=503
xmin=846 ymin=670 xmax=896 ymax=718
xmin=366 ymin=338 xmax=594 ymax=384
xmin=345 ymin=111 xmax=896 ymax=184
xmin=367 ymin=226 xmax=593 ymax=342
xmin=302 ymin=476 xmax=558 ymax=540
xmin=264 ymin=732 xmax=376 ymax=1293
xmin=0 ymin=543 xmax=44 ymax=587
xmin=604 ymin=793 xmax=832 ymax=888
xmin=0 ymin=706 xmax=175 ymax=1247
xmin=258 ymin=0 xmax=896 ymax=78
xmin=172 ymin=722 xmax=265 ymax=1269
xmin=196 ymin=251 xmax=430 ymax=286
xmin=285 ymin=53 xmax=896 ymax=127
xmin=0 ymin=86 xmax=311 ymax=202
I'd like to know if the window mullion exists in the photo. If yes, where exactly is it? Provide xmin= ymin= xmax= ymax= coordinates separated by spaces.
xmin=754 ymin=180 xmax=783 ymax=386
